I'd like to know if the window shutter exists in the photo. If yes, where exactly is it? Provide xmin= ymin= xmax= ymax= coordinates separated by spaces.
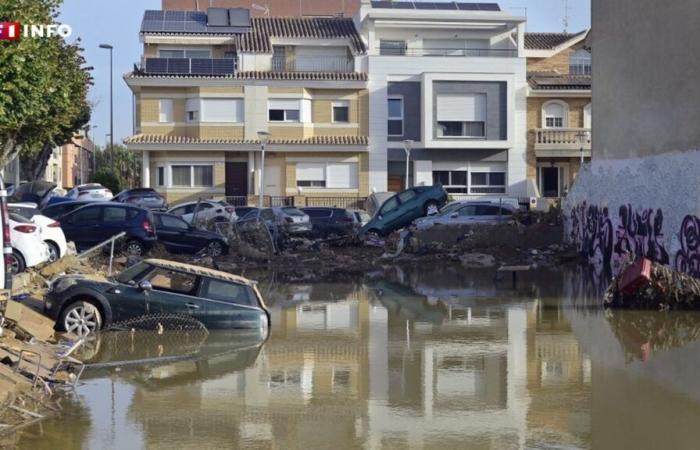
xmin=268 ymin=99 xmax=301 ymax=110
xmin=301 ymin=99 xmax=312 ymax=123
xmin=296 ymin=163 xmax=325 ymax=181
xmin=186 ymin=98 xmax=200 ymax=112
xmin=159 ymin=99 xmax=173 ymax=122
xmin=326 ymin=163 xmax=358 ymax=189
xmin=201 ymin=99 xmax=243 ymax=122
xmin=437 ymin=94 xmax=486 ymax=122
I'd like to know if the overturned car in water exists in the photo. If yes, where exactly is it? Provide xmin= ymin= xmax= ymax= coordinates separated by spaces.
xmin=44 ymin=259 xmax=270 ymax=336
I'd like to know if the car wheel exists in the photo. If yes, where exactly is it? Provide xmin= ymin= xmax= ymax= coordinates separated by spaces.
xmin=59 ymin=300 xmax=103 ymax=337
xmin=125 ymin=240 xmax=145 ymax=256
xmin=207 ymin=240 xmax=225 ymax=257
xmin=424 ymin=201 xmax=439 ymax=216
xmin=10 ymin=251 xmax=25 ymax=274
xmin=365 ymin=229 xmax=381 ymax=240
xmin=46 ymin=241 xmax=60 ymax=263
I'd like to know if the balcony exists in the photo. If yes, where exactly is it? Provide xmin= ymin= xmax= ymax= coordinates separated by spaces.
xmin=271 ymin=55 xmax=354 ymax=73
xmin=142 ymin=57 xmax=236 ymax=75
xmin=378 ymin=47 xmax=518 ymax=57
xmin=534 ymin=128 xmax=591 ymax=158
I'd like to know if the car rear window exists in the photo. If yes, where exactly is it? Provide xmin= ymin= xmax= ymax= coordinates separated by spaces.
xmin=8 ymin=206 xmax=39 ymax=220
xmin=282 ymin=207 xmax=305 ymax=216
xmin=303 ymin=209 xmax=331 ymax=218
xmin=201 ymin=278 xmax=258 ymax=307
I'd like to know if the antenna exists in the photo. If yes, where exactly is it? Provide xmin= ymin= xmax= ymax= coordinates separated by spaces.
xmin=251 ymin=3 xmax=270 ymax=16
xmin=562 ymin=0 xmax=570 ymax=32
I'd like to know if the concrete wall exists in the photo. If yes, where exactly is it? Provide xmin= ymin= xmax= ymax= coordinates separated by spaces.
xmin=563 ymin=150 xmax=700 ymax=278
xmin=592 ymin=0 xmax=700 ymax=160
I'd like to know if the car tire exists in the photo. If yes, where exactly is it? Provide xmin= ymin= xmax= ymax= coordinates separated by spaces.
xmin=58 ymin=300 xmax=103 ymax=337
xmin=125 ymin=239 xmax=145 ymax=256
xmin=46 ymin=241 xmax=60 ymax=263
xmin=424 ymin=201 xmax=439 ymax=216
xmin=10 ymin=251 xmax=25 ymax=274
xmin=365 ymin=229 xmax=381 ymax=240
xmin=207 ymin=240 xmax=225 ymax=257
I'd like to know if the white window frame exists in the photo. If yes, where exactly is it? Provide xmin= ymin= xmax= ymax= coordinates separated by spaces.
xmin=158 ymin=99 xmax=174 ymax=123
xmin=156 ymin=165 xmax=166 ymax=187
xmin=268 ymin=99 xmax=302 ymax=123
xmin=542 ymin=100 xmax=568 ymax=129
xmin=168 ymin=164 xmax=214 ymax=189
xmin=200 ymin=98 xmax=244 ymax=123
xmin=295 ymin=161 xmax=359 ymax=190
xmin=469 ymin=171 xmax=507 ymax=194
xmin=388 ymin=96 xmax=404 ymax=137
xmin=569 ymin=49 xmax=591 ymax=75
xmin=432 ymin=170 xmax=469 ymax=193
xmin=332 ymin=100 xmax=350 ymax=123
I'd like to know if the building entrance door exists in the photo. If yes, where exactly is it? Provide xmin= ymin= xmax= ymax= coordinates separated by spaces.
xmin=541 ymin=167 xmax=560 ymax=198
xmin=225 ymin=162 xmax=248 ymax=197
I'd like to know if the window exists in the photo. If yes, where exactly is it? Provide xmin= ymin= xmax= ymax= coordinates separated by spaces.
xmin=433 ymin=170 xmax=468 ymax=193
xmin=160 ymin=214 xmax=189 ymax=230
xmin=398 ymin=189 xmax=416 ymax=203
xmin=170 ymin=165 xmax=214 ymax=188
xmin=147 ymin=268 xmax=198 ymax=295
xmin=186 ymin=98 xmax=200 ymax=122
xmin=201 ymin=279 xmax=257 ymax=306
xmin=200 ymin=99 xmax=243 ymax=123
xmin=436 ymin=94 xmax=486 ymax=138
xmin=332 ymin=101 xmax=350 ymax=123
xmin=103 ymin=207 xmax=127 ymax=223
xmin=388 ymin=97 xmax=403 ymax=136
xmin=296 ymin=162 xmax=358 ymax=189
xmin=379 ymin=40 xmax=407 ymax=56
xmin=157 ymin=167 xmax=165 ymax=187
xmin=470 ymin=172 xmax=506 ymax=194
xmin=569 ymin=49 xmax=591 ymax=75
xmin=268 ymin=99 xmax=301 ymax=122
xmin=543 ymin=101 xmax=567 ymax=128
xmin=159 ymin=99 xmax=174 ymax=123
xmin=379 ymin=197 xmax=399 ymax=215
xmin=69 ymin=206 xmax=100 ymax=224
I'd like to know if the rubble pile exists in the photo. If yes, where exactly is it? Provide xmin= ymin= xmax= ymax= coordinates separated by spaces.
xmin=605 ymin=261 xmax=700 ymax=310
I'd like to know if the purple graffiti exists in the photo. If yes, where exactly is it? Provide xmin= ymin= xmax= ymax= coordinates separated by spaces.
xmin=570 ymin=201 xmax=613 ymax=265
xmin=614 ymin=205 xmax=669 ymax=265
xmin=675 ymin=215 xmax=700 ymax=278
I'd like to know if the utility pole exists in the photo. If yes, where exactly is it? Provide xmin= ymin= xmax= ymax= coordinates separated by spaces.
xmin=99 ymin=44 xmax=114 ymax=166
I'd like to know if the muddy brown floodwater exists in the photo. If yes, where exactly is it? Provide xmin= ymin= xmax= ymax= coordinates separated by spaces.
xmin=11 ymin=264 xmax=700 ymax=450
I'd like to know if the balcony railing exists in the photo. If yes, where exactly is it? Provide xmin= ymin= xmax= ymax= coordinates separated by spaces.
xmin=142 ymin=57 xmax=237 ymax=75
xmin=271 ymin=55 xmax=354 ymax=73
xmin=378 ymin=47 xmax=518 ymax=57
xmin=534 ymin=128 xmax=592 ymax=157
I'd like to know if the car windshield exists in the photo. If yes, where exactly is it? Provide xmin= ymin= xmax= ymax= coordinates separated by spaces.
xmin=282 ymin=207 xmax=305 ymax=216
xmin=379 ymin=196 xmax=399 ymax=215
xmin=116 ymin=262 xmax=154 ymax=284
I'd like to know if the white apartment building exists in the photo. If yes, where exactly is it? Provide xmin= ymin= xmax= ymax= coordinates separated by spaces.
xmin=355 ymin=0 xmax=528 ymax=197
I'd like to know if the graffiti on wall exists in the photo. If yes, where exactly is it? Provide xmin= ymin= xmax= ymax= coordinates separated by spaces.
xmin=675 ymin=215 xmax=700 ymax=278
xmin=569 ymin=202 xmax=700 ymax=276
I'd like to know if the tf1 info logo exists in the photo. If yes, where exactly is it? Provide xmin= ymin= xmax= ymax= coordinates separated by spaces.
xmin=0 ymin=22 xmax=73 ymax=41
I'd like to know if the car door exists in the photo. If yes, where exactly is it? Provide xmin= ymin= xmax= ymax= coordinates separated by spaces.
xmin=60 ymin=205 xmax=102 ymax=249
xmin=452 ymin=205 xmax=479 ymax=225
xmin=396 ymin=189 xmax=419 ymax=227
xmin=100 ymin=206 xmax=130 ymax=242
xmin=375 ymin=196 xmax=402 ymax=233
xmin=140 ymin=267 xmax=206 ymax=321
xmin=474 ymin=205 xmax=502 ymax=224
xmin=197 ymin=277 xmax=265 ymax=330
xmin=156 ymin=214 xmax=195 ymax=253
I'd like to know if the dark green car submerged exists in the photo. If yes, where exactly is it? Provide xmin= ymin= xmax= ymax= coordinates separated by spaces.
xmin=44 ymin=259 xmax=270 ymax=337
xmin=360 ymin=185 xmax=448 ymax=237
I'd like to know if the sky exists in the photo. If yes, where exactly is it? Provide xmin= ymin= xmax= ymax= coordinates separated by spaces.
xmin=58 ymin=0 xmax=591 ymax=148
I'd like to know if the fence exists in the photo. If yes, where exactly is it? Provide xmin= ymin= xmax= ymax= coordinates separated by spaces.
xmin=224 ymin=196 xmax=367 ymax=210
xmin=302 ymin=197 xmax=367 ymax=210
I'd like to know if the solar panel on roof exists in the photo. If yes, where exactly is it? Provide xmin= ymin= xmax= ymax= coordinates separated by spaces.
xmin=370 ymin=1 xmax=501 ymax=11
xmin=144 ymin=58 xmax=167 ymax=73
xmin=163 ymin=21 xmax=185 ymax=32
xmin=141 ymin=20 xmax=165 ymax=32
xmin=190 ymin=58 xmax=213 ymax=74
xmin=212 ymin=59 xmax=236 ymax=74
xmin=184 ymin=21 xmax=207 ymax=32
xmin=187 ymin=11 xmax=207 ymax=21
xmin=165 ymin=10 xmax=185 ymax=20
xmin=144 ymin=10 xmax=164 ymax=20
xmin=207 ymin=7 xmax=229 ymax=26
xmin=228 ymin=8 xmax=250 ymax=27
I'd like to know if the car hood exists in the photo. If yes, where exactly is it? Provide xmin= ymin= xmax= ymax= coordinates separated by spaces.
xmin=51 ymin=274 xmax=115 ymax=294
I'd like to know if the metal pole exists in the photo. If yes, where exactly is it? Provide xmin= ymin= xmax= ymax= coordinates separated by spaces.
xmin=405 ymin=148 xmax=410 ymax=190
xmin=108 ymin=239 xmax=115 ymax=276
xmin=109 ymin=47 xmax=114 ymax=166
xmin=258 ymin=143 xmax=266 ymax=207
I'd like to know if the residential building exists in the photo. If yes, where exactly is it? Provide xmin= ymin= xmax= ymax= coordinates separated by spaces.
xmin=356 ymin=0 xmax=528 ymax=197
xmin=524 ymin=31 xmax=591 ymax=199
xmin=124 ymin=7 xmax=369 ymax=205
xmin=564 ymin=0 xmax=700 ymax=277
xmin=61 ymin=132 xmax=95 ymax=188
xmin=162 ymin=0 xmax=360 ymax=17
xmin=44 ymin=145 xmax=63 ymax=187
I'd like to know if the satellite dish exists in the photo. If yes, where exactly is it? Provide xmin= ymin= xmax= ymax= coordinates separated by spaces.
xmin=251 ymin=3 xmax=270 ymax=16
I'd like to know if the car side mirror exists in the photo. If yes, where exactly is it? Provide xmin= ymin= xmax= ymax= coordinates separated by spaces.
xmin=450 ymin=212 xmax=458 ymax=218
xmin=138 ymin=280 xmax=153 ymax=291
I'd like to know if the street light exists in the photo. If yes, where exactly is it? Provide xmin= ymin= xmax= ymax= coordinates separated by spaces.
xmin=257 ymin=131 xmax=271 ymax=207
xmin=575 ymin=130 xmax=588 ymax=165
xmin=403 ymin=139 xmax=413 ymax=190
xmin=99 ymin=43 xmax=114 ymax=166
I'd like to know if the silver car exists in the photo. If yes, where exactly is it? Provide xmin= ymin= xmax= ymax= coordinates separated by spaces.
xmin=67 ymin=183 xmax=114 ymax=201
xmin=414 ymin=201 xmax=517 ymax=230
xmin=238 ymin=207 xmax=312 ymax=235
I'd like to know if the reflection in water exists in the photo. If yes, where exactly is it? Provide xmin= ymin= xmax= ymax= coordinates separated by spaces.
xmin=15 ymin=266 xmax=700 ymax=450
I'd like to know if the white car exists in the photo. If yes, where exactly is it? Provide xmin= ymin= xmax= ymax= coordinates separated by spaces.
xmin=167 ymin=200 xmax=237 ymax=224
xmin=9 ymin=203 xmax=68 ymax=262
xmin=67 ymin=183 xmax=113 ymax=201
xmin=9 ymin=213 xmax=50 ymax=273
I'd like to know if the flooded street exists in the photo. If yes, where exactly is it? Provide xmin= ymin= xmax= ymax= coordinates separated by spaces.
xmin=13 ymin=265 xmax=700 ymax=450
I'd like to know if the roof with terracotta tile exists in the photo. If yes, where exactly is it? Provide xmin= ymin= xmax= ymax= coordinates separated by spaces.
xmin=524 ymin=31 xmax=587 ymax=50
xmin=142 ymin=16 xmax=366 ymax=54
xmin=124 ymin=134 xmax=368 ymax=146
xmin=125 ymin=70 xmax=367 ymax=81
xmin=528 ymin=74 xmax=591 ymax=90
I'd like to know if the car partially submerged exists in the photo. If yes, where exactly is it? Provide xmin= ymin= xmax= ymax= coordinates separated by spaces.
xmin=414 ymin=201 xmax=517 ymax=230
xmin=45 ymin=259 xmax=270 ymax=336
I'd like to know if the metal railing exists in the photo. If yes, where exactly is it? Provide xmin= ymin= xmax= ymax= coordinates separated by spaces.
xmin=142 ymin=57 xmax=237 ymax=75
xmin=271 ymin=55 xmax=354 ymax=72
xmin=535 ymin=128 xmax=591 ymax=148
xmin=303 ymin=196 xmax=367 ymax=210
xmin=379 ymin=47 xmax=518 ymax=57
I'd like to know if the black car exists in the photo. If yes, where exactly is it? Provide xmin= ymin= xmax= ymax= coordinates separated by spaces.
xmin=59 ymin=203 xmax=156 ymax=255
xmin=154 ymin=212 xmax=229 ymax=256
xmin=113 ymin=188 xmax=167 ymax=211
xmin=44 ymin=259 xmax=270 ymax=336
xmin=300 ymin=207 xmax=356 ymax=238
xmin=41 ymin=200 xmax=95 ymax=220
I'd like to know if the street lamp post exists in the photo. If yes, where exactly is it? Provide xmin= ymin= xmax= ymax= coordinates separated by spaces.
xmin=575 ymin=130 xmax=587 ymax=165
xmin=403 ymin=139 xmax=413 ymax=190
xmin=257 ymin=131 xmax=271 ymax=207
xmin=99 ymin=44 xmax=114 ymax=166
